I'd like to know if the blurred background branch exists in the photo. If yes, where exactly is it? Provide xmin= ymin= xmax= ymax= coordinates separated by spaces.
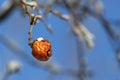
xmin=0 ymin=0 xmax=19 ymax=22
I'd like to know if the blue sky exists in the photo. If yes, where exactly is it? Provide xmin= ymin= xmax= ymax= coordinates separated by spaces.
xmin=0 ymin=0 xmax=120 ymax=80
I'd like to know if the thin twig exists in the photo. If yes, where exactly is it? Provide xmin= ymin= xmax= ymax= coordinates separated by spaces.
xmin=28 ymin=25 xmax=33 ymax=47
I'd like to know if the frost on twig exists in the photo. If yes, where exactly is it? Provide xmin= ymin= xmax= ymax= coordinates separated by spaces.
xmin=79 ymin=23 xmax=94 ymax=48
xmin=72 ymin=23 xmax=94 ymax=48
xmin=50 ymin=10 xmax=70 ymax=21
xmin=21 ymin=0 xmax=37 ymax=9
